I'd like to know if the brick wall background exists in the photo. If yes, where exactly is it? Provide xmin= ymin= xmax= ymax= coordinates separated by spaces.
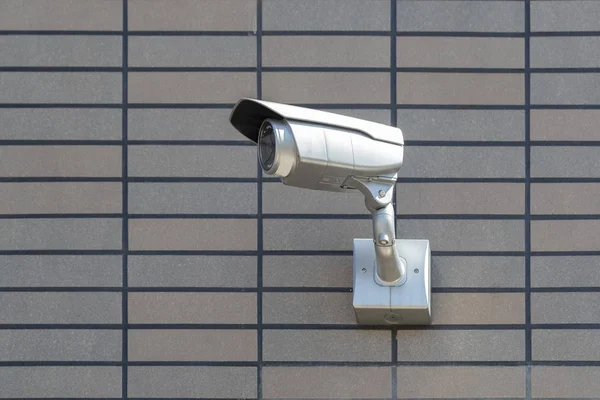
xmin=1 ymin=0 xmax=599 ymax=398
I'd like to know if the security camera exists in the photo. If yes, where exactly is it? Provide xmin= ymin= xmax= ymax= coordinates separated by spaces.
xmin=230 ymin=98 xmax=431 ymax=325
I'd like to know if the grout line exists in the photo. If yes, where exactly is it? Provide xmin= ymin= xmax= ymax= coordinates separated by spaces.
xmin=256 ymin=1 xmax=263 ymax=399
xmin=391 ymin=1 xmax=399 ymax=398
xmin=525 ymin=2 xmax=532 ymax=400
xmin=121 ymin=1 xmax=129 ymax=399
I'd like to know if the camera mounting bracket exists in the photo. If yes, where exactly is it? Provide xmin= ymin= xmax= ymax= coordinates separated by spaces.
xmin=348 ymin=176 xmax=432 ymax=325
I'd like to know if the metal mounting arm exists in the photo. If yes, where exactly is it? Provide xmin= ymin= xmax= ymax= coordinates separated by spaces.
xmin=347 ymin=176 xmax=407 ymax=286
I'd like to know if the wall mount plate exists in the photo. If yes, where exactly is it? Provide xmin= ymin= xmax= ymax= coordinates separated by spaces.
xmin=353 ymin=239 xmax=431 ymax=325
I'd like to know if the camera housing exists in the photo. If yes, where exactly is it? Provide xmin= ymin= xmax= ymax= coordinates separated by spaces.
xmin=230 ymin=98 xmax=404 ymax=193
xmin=230 ymin=98 xmax=431 ymax=325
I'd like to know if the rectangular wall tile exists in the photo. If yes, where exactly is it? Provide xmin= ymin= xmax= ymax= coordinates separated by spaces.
xmin=396 ymin=183 xmax=525 ymax=214
xmin=263 ymin=255 xmax=353 ymax=288
xmin=263 ymin=0 xmax=389 ymax=31
xmin=399 ymin=220 xmax=525 ymax=252
xmin=0 ymin=255 xmax=121 ymax=287
xmin=397 ymin=73 xmax=524 ymax=105
xmin=263 ymin=366 xmax=391 ymax=399
xmin=0 ymin=146 xmax=121 ymax=177
xmin=128 ymin=72 xmax=256 ymax=103
xmin=0 ymin=219 xmax=121 ymax=250
xmin=262 ymin=182 xmax=365 ymax=214
xmin=323 ymin=108 xmax=390 ymax=125
xmin=432 ymin=293 xmax=525 ymax=325
xmin=532 ymin=183 xmax=600 ymax=214
xmin=397 ymin=330 xmax=524 ymax=362
xmin=531 ymin=147 xmax=600 ymax=177
xmin=263 ymin=330 xmax=390 ymax=362
xmin=397 ymin=366 xmax=525 ymax=398
xmin=532 ymin=256 xmax=600 ymax=287
xmin=532 ymin=0 xmax=600 ymax=32
xmin=397 ymin=37 xmax=523 ymax=68
xmin=532 ymin=293 xmax=600 ymax=324
xmin=263 ymin=219 xmax=371 ymax=251
xmin=398 ymin=146 xmax=524 ymax=178
xmin=532 ymin=73 xmax=600 ymax=104
xmin=397 ymin=110 xmax=524 ymax=142
xmin=0 ymin=0 xmax=122 ymax=30
xmin=532 ymin=220 xmax=600 ymax=251
xmin=128 ymin=109 xmax=242 ymax=141
xmin=531 ymin=110 xmax=600 ymax=141
xmin=0 ymin=293 xmax=121 ymax=324
xmin=129 ymin=219 xmax=256 ymax=251
xmin=128 ymin=145 xmax=256 ymax=177
xmin=0 ymin=72 xmax=121 ymax=103
xmin=129 ymin=330 xmax=256 ymax=361
xmin=263 ymin=36 xmax=389 ymax=67
xmin=533 ymin=330 xmax=600 ymax=361
xmin=263 ymin=72 xmax=390 ymax=104
xmin=0 ymin=36 xmax=121 ymax=67
xmin=128 ymin=0 xmax=256 ymax=31
xmin=128 ymin=366 xmax=256 ymax=399
xmin=532 ymin=366 xmax=600 ymax=398
xmin=0 ymin=109 xmax=121 ymax=140
xmin=0 ymin=330 xmax=121 ymax=361
xmin=532 ymin=37 xmax=600 ymax=68
xmin=0 ymin=182 xmax=121 ymax=214
xmin=129 ymin=36 xmax=256 ymax=67
xmin=397 ymin=1 xmax=524 ymax=32
xmin=263 ymin=293 xmax=355 ymax=325
xmin=129 ymin=255 xmax=256 ymax=288
xmin=128 ymin=293 xmax=256 ymax=324
xmin=0 ymin=366 xmax=121 ymax=398
xmin=129 ymin=182 xmax=257 ymax=214
xmin=432 ymin=256 xmax=525 ymax=288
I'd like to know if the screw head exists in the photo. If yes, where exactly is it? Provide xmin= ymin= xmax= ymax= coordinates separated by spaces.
xmin=361 ymin=268 xmax=367 ymax=273
xmin=378 ymin=190 xmax=386 ymax=197
xmin=414 ymin=268 xmax=419 ymax=274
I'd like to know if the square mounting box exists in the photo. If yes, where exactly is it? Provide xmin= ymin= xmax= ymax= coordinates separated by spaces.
xmin=353 ymin=239 xmax=431 ymax=325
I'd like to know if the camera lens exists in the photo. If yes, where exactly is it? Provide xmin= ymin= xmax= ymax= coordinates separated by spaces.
xmin=259 ymin=121 xmax=276 ymax=171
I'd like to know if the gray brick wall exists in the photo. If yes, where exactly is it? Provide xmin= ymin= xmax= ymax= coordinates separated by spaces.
xmin=0 ymin=0 xmax=598 ymax=399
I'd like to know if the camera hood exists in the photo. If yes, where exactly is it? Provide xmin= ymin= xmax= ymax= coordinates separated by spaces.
xmin=229 ymin=98 xmax=404 ymax=146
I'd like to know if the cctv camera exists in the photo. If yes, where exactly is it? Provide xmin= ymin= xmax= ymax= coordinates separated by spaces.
xmin=230 ymin=99 xmax=403 ymax=199
xmin=229 ymin=98 xmax=431 ymax=325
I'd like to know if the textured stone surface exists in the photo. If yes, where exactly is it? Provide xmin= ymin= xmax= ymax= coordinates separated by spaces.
xmin=129 ymin=182 xmax=257 ymax=214
xmin=263 ymin=0 xmax=390 ymax=31
xmin=128 ymin=293 xmax=256 ymax=324
xmin=0 ymin=255 xmax=121 ymax=287
xmin=398 ymin=37 xmax=523 ymax=68
xmin=0 ymin=330 xmax=121 ymax=361
xmin=0 ymin=293 xmax=121 ymax=324
xmin=0 ymin=182 xmax=121 ymax=214
xmin=129 ymin=255 xmax=256 ymax=287
xmin=396 ymin=183 xmax=525 ymax=214
xmin=263 ymin=36 xmax=389 ymax=67
xmin=128 ymin=366 xmax=256 ymax=398
xmin=0 ymin=73 xmax=121 ymax=103
xmin=263 ymin=330 xmax=390 ymax=362
xmin=397 ymin=109 xmax=525 ymax=141
xmin=129 ymin=330 xmax=257 ymax=361
xmin=128 ymin=0 xmax=257 ymax=31
xmin=263 ymin=367 xmax=392 ymax=399
xmin=397 ymin=330 xmax=524 ymax=361
xmin=532 ymin=256 xmax=600 ymax=287
xmin=0 ymin=219 xmax=121 ymax=250
xmin=397 ymin=0 xmax=524 ymax=32
xmin=129 ymin=36 xmax=256 ymax=67
xmin=397 ymin=366 xmax=525 ymax=398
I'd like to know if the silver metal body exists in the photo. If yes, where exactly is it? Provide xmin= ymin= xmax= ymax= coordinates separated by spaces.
xmin=229 ymin=98 xmax=431 ymax=325
xmin=353 ymin=239 xmax=431 ymax=325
